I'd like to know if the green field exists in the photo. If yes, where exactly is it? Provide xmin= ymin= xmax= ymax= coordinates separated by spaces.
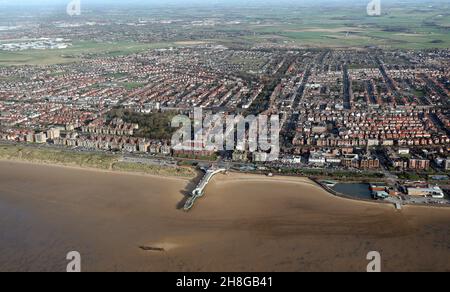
xmin=0 ymin=3 xmax=448 ymax=66
xmin=0 ymin=144 xmax=195 ymax=178
xmin=203 ymin=3 xmax=448 ymax=49
xmin=119 ymin=82 xmax=147 ymax=90
xmin=242 ymin=5 xmax=450 ymax=49
xmin=112 ymin=162 xmax=196 ymax=178
xmin=0 ymin=41 xmax=176 ymax=66
xmin=0 ymin=144 xmax=116 ymax=169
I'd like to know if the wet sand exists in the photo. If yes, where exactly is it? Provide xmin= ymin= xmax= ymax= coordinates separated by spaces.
xmin=0 ymin=160 xmax=449 ymax=272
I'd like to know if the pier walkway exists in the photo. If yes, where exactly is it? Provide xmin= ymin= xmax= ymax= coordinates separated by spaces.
xmin=183 ymin=167 xmax=226 ymax=211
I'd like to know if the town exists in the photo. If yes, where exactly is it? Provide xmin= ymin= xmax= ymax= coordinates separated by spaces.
xmin=0 ymin=38 xmax=71 ymax=51
xmin=1 ymin=0 xmax=450 ymax=273
xmin=1 ymin=0 xmax=450 ymax=208
xmin=1 ymin=45 xmax=449 ymax=206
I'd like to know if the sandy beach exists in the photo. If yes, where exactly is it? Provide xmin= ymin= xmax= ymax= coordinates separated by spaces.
xmin=0 ymin=160 xmax=449 ymax=272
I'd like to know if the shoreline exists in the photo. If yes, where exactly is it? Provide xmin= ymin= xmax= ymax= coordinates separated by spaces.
xmin=311 ymin=176 xmax=450 ymax=210
xmin=0 ymin=158 xmax=194 ymax=183
xmin=2 ymin=157 xmax=449 ymax=210
xmin=211 ymin=173 xmax=407 ymax=210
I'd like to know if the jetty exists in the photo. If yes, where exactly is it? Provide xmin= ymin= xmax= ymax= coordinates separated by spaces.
xmin=183 ymin=166 xmax=226 ymax=211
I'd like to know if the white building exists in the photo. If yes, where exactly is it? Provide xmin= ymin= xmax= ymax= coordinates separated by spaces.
xmin=34 ymin=132 xmax=47 ymax=144
xmin=309 ymin=152 xmax=326 ymax=165
xmin=47 ymin=128 xmax=61 ymax=140
xmin=398 ymin=148 xmax=410 ymax=155
xmin=407 ymin=186 xmax=445 ymax=199
xmin=326 ymin=158 xmax=342 ymax=164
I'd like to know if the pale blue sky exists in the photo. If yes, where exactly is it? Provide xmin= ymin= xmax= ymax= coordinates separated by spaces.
xmin=0 ymin=0 xmax=435 ymax=5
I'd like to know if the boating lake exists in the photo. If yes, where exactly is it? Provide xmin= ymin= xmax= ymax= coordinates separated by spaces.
xmin=332 ymin=183 xmax=373 ymax=200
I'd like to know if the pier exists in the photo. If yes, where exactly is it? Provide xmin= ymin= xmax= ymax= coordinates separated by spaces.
xmin=183 ymin=167 xmax=227 ymax=211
